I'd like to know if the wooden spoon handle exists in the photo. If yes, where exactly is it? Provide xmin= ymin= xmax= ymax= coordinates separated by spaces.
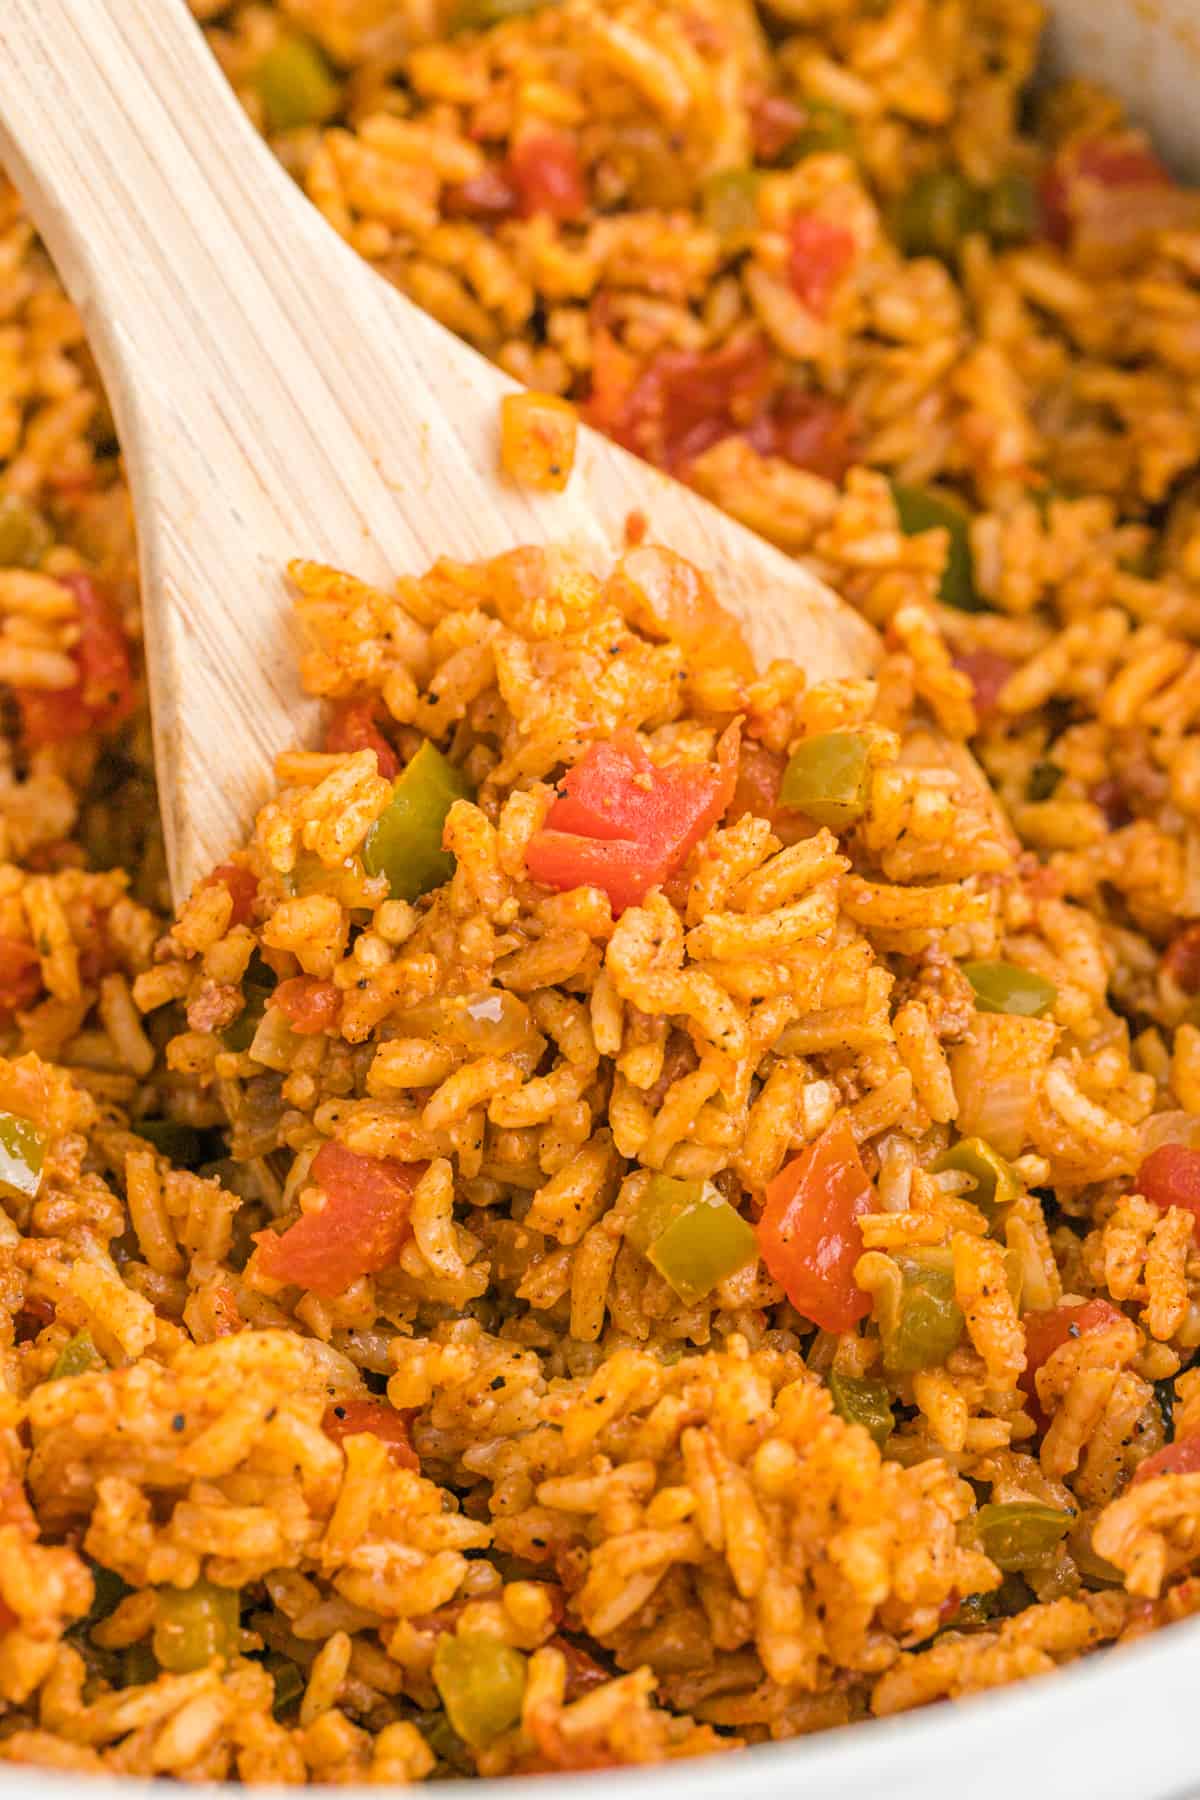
xmin=0 ymin=1 xmax=314 ymax=407
xmin=0 ymin=0 xmax=573 ymax=570
xmin=0 ymin=0 xmax=529 ymax=893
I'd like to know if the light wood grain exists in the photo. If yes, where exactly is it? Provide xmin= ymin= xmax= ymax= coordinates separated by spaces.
xmin=0 ymin=0 xmax=878 ymax=899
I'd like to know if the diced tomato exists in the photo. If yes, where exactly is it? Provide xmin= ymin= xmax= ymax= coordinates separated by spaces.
xmin=1163 ymin=925 xmax=1200 ymax=995
xmin=728 ymin=742 xmax=786 ymax=826
xmin=323 ymin=1397 xmax=419 ymax=1471
xmin=551 ymin=1635 xmax=610 ymax=1700
xmin=750 ymin=93 xmax=807 ymax=163
xmin=202 ymin=863 xmax=258 ymax=928
xmin=1081 ymin=144 xmax=1170 ymax=186
xmin=74 ymin=900 xmax=116 ymax=985
xmin=509 ymin=131 xmax=586 ymax=222
xmin=323 ymin=700 xmax=399 ymax=778
xmin=273 ymin=976 xmax=341 ymax=1036
xmin=952 ymin=648 xmax=1015 ymax=722
xmin=747 ymin=388 xmax=859 ymax=484
xmin=788 ymin=214 xmax=856 ymax=317
xmin=1089 ymin=777 xmax=1132 ymax=830
xmin=937 ymin=1591 xmax=962 ymax=1628
xmin=726 ymin=742 xmax=811 ymax=844
xmin=70 ymin=575 xmax=134 ymax=727
xmin=14 ymin=1296 xmax=54 ymax=1343
xmin=526 ymin=726 xmax=737 ymax=914
xmin=757 ymin=1116 xmax=873 ymax=1333
xmin=0 ymin=938 xmax=42 ymax=1021
xmin=1133 ymin=1431 xmax=1200 ymax=1487
xmin=1019 ymin=1296 xmax=1125 ymax=1392
xmin=20 ymin=841 xmax=83 ymax=874
xmin=584 ymin=329 xmax=640 ymax=441
xmin=14 ymin=685 xmax=92 ymax=747
xmin=442 ymin=164 xmax=519 ymax=220
xmin=585 ymin=333 xmax=775 ymax=473
xmin=253 ymin=1142 xmax=426 ymax=1296
xmin=1137 ymin=1145 xmax=1200 ymax=1237
xmin=15 ymin=574 xmax=134 ymax=748
xmin=585 ymin=325 xmax=856 ymax=484
xmin=1039 ymin=139 xmax=1171 ymax=246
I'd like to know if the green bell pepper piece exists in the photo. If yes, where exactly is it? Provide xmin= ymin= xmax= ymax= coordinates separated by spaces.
xmin=629 ymin=1175 xmax=758 ymax=1304
xmin=255 ymin=36 xmax=338 ymax=132
xmin=963 ymin=960 xmax=1056 ymax=1018
xmin=782 ymin=101 xmax=855 ymax=163
xmin=828 ymin=1371 xmax=893 ymax=1447
xmin=984 ymin=171 xmax=1038 ymax=244
xmin=363 ymin=741 xmax=473 ymax=903
xmin=702 ymin=169 xmax=762 ymax=249
xmin=123 ymin=1642 xmax=158 ymax=1685
xmin=894 ymin=169 xmax=986 ymax=261
xmin=932 ymin=1137 xmax=1019 ymax=1216
xmin=0 ymin=496 xmax=52 ymax=570
xmin=0 ymin=1111 xmax=46 ymax=1201
xmin=1026 ymin=760 xmax=1062 ymax=802
xmin=222 ymin=980 xmax=274 ymax=1054
xmin=432 ymin=1633 xmax=527 ymax=1748
xmin=975 ymin=1501 xmax=1072 ymax=1572
xmin=153 ymin=1580 xmax=241 ymax=1673
xmin=891 ymin=482 xmax=982 ymax=612
xmin=85 ymin=1561 xmax=131 ymax=1626
xmin=633 ymin=1173 xmax=755 ymax=1303
xmin=780 ymin=731 xmax=871 ymax=829
xmin=266 ymin=1654 xmax=306 ymax=1716
xmin=882 ymin=1261 xmax=965 ymax=1373
xmin=51 ymin=1331 xmax=101 ymax=1381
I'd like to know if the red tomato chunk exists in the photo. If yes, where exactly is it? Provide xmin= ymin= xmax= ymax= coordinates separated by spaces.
xmin=273 ymin=976 xmax=341 ymax=1036
xmin=442 ymin=165 xmax=519 ymax=220
xmin=323 ymin=700 xmax=399 ymax=778
xmin=749 ymin=93 xmax=807 ymax=162
xmin=323 ymin=1398 xmax=419 ymax=1470
xmin=787 ymin=214 xmax=855 ymax=317
xmin=15 ymin=574 xmax=134 ymax=747
xmin=526 ymin=727 xmax=737 ymax=914
xmin=1133 ymin=1431 xmax=1200 ymax=1487
xmin=509 ymin=130 xmax=586 ymax=221
xmin=1039 ymin=138 xmax=1173 ymax=247
xmin=1137 ymin=1145 xmax=1200 ymax=1237
xmin=1163 ymin=924 xmax=1200 ymax=995
xmin=254 ymin=1143 xmax=426 ymax=1296
xmin=203 ymin=863 xmax=258 ymax=928
xmin=953 ymin=648 xmax=1015 ymax=722
xmin=757 ymin=1116 xmax=872 ymax=1333
xmin=552 ymin=1636 xmax=611 ymax=1700
xmin=1020 ymin=1296 xmax=1124 ymax=1391
xmin=586 ymin=330 xmax=858 ymax=483
xmin=744 ymin=388 xmax=859 ymax=486
xmin=587 ymin=333 xmax=775 ymax=472
xmin=727 ymin=743 xmax=812 ymax=845
xmin=0 ymin=938 xmax=42 ymax=1022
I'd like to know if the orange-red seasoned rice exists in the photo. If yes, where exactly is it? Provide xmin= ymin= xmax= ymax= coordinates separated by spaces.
xmin=0 ymin=0 xmax=1200 ymax=1782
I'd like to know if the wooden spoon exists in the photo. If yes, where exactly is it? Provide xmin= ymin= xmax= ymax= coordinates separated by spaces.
xmin=0 ymin=0 xmax=878 ymax=899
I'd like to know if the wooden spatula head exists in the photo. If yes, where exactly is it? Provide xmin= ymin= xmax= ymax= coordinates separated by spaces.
xmin=0 ymin=0 xmax=878 ymax=898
